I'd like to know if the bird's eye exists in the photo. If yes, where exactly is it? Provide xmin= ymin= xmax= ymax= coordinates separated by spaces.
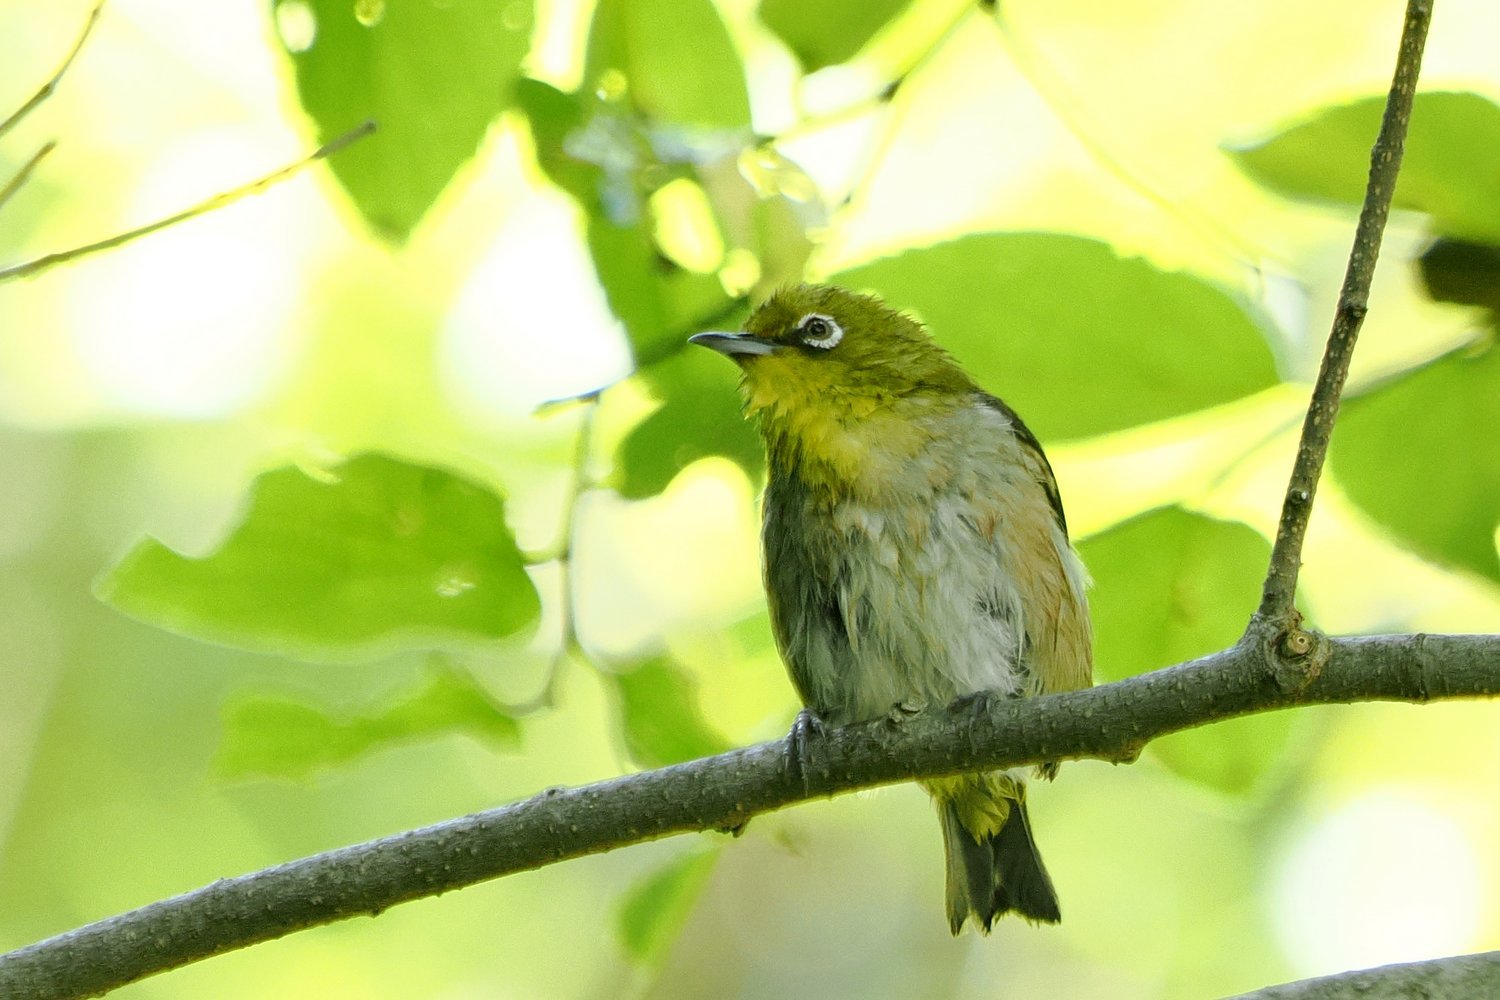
xmin=797 ymin=313 xmax=843 ymax=350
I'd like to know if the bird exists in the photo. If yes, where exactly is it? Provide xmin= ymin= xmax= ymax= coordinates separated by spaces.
xmin=689 ymin=283 xmax=1092 ymax=933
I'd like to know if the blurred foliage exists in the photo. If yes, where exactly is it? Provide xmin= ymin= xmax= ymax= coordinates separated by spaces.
xmin=1232 ymin=92 xmax=1500 ymax=244
xmin=97 ymin=454 xmax=540 ymax=660
xmin=835 ymin=233 xmax=1281 ymax=440
xmin=759 ymin=0 xmax=914 ymax=71
xmin=1333 ymin=345 xmax=1500 ymax=583
xmin=616 ymin=848 xmax=721 ymax=966
xmin=279 ymin=0 xmax=534 ymax=240
xmin=1082 ymin=506 xmax=1295 ymax=795
xmin=614 ymin=346 xmax=763 ymax=499
xmin=3 ymin=0 xmax=1500 ymax=998
xmin=607 ymin=656 xmax=733 ymax=769
xmin=217 ymin=665 xmax=521 ymax=780
xmin=1237 ymin=90 xmax=1500 ymax=583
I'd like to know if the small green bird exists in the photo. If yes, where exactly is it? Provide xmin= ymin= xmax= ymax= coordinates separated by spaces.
xmin=690 ymin=283 xmax=1092 ymax=933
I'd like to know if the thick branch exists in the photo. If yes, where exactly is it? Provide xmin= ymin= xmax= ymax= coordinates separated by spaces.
xmin=1230 ymin=951 xmax=1500 ymax=999
xmin=2 ymin=632 xmax=1497 ymax=1000
xmin=1257 ymin=0 xmax=1432 ymax=622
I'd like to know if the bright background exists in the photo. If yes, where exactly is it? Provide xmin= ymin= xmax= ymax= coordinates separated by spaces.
xmin=2 ymin=0 xmax=1499 ymax=997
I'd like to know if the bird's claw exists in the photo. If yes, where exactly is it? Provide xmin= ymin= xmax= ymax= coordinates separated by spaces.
xmin=785 ymin=708 xmax=828 ymax=792
xmin=950 ymin=689 xmax=1002 ymax=717
xmin=885 ymin=698 xmax=926 ymax=726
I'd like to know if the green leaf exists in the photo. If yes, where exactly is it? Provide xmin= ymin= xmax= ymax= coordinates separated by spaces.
xmin=1333 ymin=345 xmax=1500 ymax=582
xmin=834 ymin=234 xmax=1280 ymax=440
xmin=517 ymin=0 xmax=765 ymax=365
xmin=516 ymin=79 xmax=739 ymax=365
xmin=1231 ymin=91 xmax=1500 ymax=243
xmin=278 ymin=0 xmax=533 ymax=240
xmin=1080 ymin=506 xmax=1290 ymax=794
xmin=217 ymin=668 xmax=520 ymax=780
xmin=759 ymin=0 xmax=913 ymax=71
xmin=608 ymin=656 xmax=732 ymax=768
xmin=98 ymin=453 xmax=541 ymax=661
xmin=617 ymin=849 xmax=719 ymax=965
xmin=584 ymin=0 xmax=750 ymax=130
xmin=615 ymin=346 xmax=762 ymax=498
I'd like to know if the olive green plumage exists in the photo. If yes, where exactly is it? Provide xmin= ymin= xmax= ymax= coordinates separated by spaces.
xmin=691 ymin=284 xmax=1092 ymax=933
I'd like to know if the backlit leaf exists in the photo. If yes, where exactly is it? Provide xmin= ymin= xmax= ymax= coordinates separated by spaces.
xmin=98 ymin=453 xmax=540 ymax=661
xmin=217 ymin=667 xmax=520 ymax=780
xmin=1333 ymin=345 xmax=1500 ymax=583
xmin=617 ymin=849 xmax=719 ymax=965
xmin=608 ymin=656 xmax=732 ymax=768
xmin=1080 ymin=506 xmax=1292 ymax=794
xmin=1231 ymin=91 xmax=1500 ymax=243
xmin=835 ymin=234 xmax=1280 ymax=440
xmin=278 ymin=0 xmax=532 ymax=240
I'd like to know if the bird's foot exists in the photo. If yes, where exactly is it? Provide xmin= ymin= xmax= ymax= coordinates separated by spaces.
xmin=784 ymin=708 xmax=828 ymax=792
xmin=885 ymin=698 xmax=927 ymax=726
xmin=949 ymin=689 xmax=1003 ymax=717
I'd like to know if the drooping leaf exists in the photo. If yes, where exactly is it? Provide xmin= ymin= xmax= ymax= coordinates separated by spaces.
xmin=1333 ymin=345 xmax=1500 ymax=583
xmin=277 ymin=0 xmax=532 ymax=240
xmin=98 ymin=453 xmax=541 ymax=660
xmin=1080 ymin=506 xmax=1292 ymax=794
xmin=584 ymin=0 xmax=750 ymax=130
xmin=759 ymin=0 xmax=913 ymax=71
xmin=515 ymin=0 xmax=783 ymax=365
xmin=607 ymin=656 xmax=732 ymax=768
xmin=615 ymin=344 xmax=761 ymax=499
xmin=1230 ymin=91 xmax=1500 ymax=243
xmin=217 ymin=667 xmax=520 ymax=780
xmin=835 ymin=234 xmax=1280 ymax=440
xmin=617 ymin=849 xmax=720 ymax=965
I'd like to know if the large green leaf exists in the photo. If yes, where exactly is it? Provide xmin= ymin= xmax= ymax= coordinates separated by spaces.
xmin=835 ymin=234 xmax=1280 ymax=440
xmin=615 ymin=344 xmax=762 ymax=499
xmin=1333 ymin=345 xmax=1500 ymax=582
xmin=217 ymin=667 xmax=520 ymax=780
xmin=1231 ymin=91 xmax=1500 ymax=243
xmin=584 ymin=0 xmax=750 ymax=129
xmin=607 ymin=656 xmax=732 ymax=768
xmin=98 ymin=453 xmax=541 ymax=660
xmin=1080 ymin=506 xmax=1291 ymax=795
xmin=616 ymin=849 xmax=720 ymax=966
xmin=277 ymin=0 xmax=532 ymax=240
xmin=759 ymin=0 xmax=913 ymax=71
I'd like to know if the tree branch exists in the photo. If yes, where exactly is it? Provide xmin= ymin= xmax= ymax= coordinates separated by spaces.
xmin=1256 ymin=0 xmax=1433 ymax=624
xmin=1229 ymin=951 xmax=1500 ymax=999
xmin=2 ymin=632 xmax=1497 ymax=1000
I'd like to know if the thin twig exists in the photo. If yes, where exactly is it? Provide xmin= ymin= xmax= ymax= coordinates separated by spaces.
xmin=0 ymin=0 xmax=106 ymax=141
xmin=1255 ymin=0 xmax=1433 ymax=625
xmin=1 ymin=631 xmax=1497 ymax=1000
xmin=0 ymin=140 xmax=56 ymax=214
xmin=514 ymin=391 xmax=601 ymax=712
xmin=0 ymin=121 xmax=376 ymax=284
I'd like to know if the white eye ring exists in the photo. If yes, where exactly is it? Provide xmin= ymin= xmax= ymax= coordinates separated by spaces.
xmin=798 ymin=313 xmax=843 ymax=350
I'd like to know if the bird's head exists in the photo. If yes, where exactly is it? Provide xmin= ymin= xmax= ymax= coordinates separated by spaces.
xmin=689 ymin=284 xmax=974 ymax=422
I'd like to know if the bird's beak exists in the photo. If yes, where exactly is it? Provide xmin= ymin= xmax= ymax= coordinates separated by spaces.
xmin=687 ymin=331 xmax=779 ymax=357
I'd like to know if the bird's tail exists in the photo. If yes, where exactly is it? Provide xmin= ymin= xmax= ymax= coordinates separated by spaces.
xmin=927 ymin=773 xmax=1061 ymax=934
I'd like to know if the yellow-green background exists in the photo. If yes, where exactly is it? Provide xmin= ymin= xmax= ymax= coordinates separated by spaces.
xmin=2 ymin=0 xmax=1499 ymax=996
